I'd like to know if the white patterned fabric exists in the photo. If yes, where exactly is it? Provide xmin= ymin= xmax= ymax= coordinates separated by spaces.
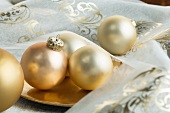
xmin=0 ymin=0 xmax=170 ymax=113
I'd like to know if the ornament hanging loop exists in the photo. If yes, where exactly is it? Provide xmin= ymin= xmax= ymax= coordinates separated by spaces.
xmin=47 ymin=35 xmax=64 ymax=51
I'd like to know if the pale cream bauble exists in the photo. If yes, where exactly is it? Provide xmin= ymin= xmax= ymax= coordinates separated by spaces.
xmin=0 ymin=49 xmax=24 ymax=112
xmin=69 ymin=45 xmax=113 ymax=90
xmin=97 ymin=15 xmax=136 ymax=55
xmin=60 ymin=31 xmax=89 ymax=58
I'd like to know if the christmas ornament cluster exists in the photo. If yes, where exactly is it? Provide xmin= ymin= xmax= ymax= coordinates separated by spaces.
xmin=0 ymin=15 xmax=137 ymax=112
xmin=21 ymin=33 xmax=114 ymax=91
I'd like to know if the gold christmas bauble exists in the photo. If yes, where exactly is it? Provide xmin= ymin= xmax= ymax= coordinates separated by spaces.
xmin=60 ymin=31 xmax=88 ymax=58
xmin=21 ymin=42 xmax=67 ymax=90
xmin=0 ymin=49 xmax=24 ymax=112
xmin=69 ymin=45 xmax=113 ymax=90
xmin=97 ymin=15 xmax=136 ymax=55
xmin=60 ymin=31 xmax=88 ymax=76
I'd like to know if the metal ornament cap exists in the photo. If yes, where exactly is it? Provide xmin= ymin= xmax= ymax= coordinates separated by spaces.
xmin=47 ymin=35 xmax=64 ymax=51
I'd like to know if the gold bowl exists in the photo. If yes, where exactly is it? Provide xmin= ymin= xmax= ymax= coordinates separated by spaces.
xmin=21 ymin=77 xmax=90 ymax=107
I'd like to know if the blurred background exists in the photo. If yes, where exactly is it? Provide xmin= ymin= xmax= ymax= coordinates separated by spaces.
xmin=5 ymin=0 xmax=170 ymax=6
xmin=142 ymin=0 xmax=170 ymax=5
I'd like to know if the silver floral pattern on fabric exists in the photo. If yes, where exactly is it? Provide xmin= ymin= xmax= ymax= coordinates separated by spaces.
xmin=154 ymin=28 xmax=170 ymax=50
xmin=60 ymin=0 xmax=103 ymax=43
xmin=18 ymin=20 xmax=46 ymax=43
xmin=155 ymin=75 xmax=170 ymax=112
xmin=0 ymin=4 xmax=30 ymax=24
xmin=18 ymin=35 xmax=31 ymax=43
xmin=135 ymin=21 xmax=162 ymax=37
xmin=94 ymin=68 xmax=170 ymax=113
xmin=125 ymin=21 xmax=165 ymax=56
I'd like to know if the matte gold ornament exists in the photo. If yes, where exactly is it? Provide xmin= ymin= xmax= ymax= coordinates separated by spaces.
xmin=97 ymin=15 xmax=137 ymax=55
xmin=0 ymin=49 xmax=24 ymax=112
xmin=60 ymin=32 xmax=88 ymax=76
xmin=21 ymin=37 xmax=67 ymax=90
xmin=69 ymin=45 xmax=113 ymax=90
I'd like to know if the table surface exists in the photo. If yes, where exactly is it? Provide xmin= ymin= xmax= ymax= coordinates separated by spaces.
xmin=5 ymin=97 xmax=70 ymax=113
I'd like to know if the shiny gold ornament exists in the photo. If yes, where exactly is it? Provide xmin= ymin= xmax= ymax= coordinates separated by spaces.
xmin=60 ymin=31 xmax=88 ymax=58
xmin=0 ymin=49 xmax=24 ymax=112
xmin=69 ymin=45 xmax=113 ymax=90
xmin=21 ymin=42 xmax=67 ymax=90
xmin=97 ymin=15 xmax=137 ymax=55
